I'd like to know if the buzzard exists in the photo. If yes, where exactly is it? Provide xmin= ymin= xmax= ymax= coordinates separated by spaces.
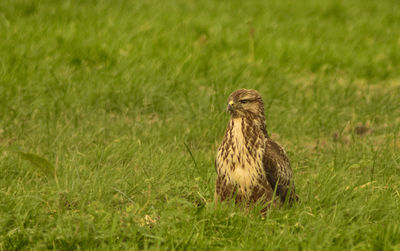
xmin=215 ymin=89 xmax=297 ymax=210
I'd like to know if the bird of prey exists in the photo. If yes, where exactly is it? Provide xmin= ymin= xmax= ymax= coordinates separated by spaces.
xmin=215 ymin=89 xmax=297 ymax=210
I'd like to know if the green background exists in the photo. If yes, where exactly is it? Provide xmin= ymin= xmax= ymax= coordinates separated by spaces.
xmin=1 ymin=0 xmax=399 ymax=249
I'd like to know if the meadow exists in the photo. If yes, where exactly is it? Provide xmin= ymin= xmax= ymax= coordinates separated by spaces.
xmin=1 ymin=0 xmax=400 ymax=249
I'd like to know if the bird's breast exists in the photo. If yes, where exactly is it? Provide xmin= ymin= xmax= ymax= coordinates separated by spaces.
xmin=216 ymin=118 xmax=265 ymax=194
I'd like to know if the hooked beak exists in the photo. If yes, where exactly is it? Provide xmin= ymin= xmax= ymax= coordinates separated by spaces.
xmin=227 ymin=100 xmax=234 ymax=112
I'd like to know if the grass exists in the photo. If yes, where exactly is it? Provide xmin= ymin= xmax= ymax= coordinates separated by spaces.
xmin=0 ymin=0 xmax=400 ymax=249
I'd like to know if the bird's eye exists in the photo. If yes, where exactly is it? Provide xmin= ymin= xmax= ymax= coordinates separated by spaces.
xmin=240 ymin=100 xmax=249 ymax=104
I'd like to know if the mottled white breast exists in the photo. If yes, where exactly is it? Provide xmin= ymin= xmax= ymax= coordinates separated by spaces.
xmin=216 ymin=117 xmax=266 ymax=197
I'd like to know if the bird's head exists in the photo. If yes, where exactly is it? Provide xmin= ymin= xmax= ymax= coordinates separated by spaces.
xmin=227 ymin=89 xmax=265 ymax=118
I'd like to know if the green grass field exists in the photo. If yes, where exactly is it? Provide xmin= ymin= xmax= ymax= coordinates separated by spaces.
xmin=1 ymin=0 xmax=400 ymax=249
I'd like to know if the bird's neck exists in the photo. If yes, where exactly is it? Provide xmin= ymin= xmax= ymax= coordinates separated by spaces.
xmin=231 ymin=113 xmax=268 ymax=138
xmin=223 ymin=116 xmax=265 ymax=163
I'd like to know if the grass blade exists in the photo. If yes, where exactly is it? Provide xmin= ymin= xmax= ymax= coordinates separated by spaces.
xmin=16 ymin=152 xmax=55 ymax=178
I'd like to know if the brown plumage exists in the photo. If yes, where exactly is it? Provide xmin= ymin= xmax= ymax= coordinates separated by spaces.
xmin=215 ymin=89 xmax=297 ymax=210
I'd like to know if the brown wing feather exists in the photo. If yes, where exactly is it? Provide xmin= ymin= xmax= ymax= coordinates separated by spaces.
xmin=263 ymin=138 xmax=298 ymax=203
